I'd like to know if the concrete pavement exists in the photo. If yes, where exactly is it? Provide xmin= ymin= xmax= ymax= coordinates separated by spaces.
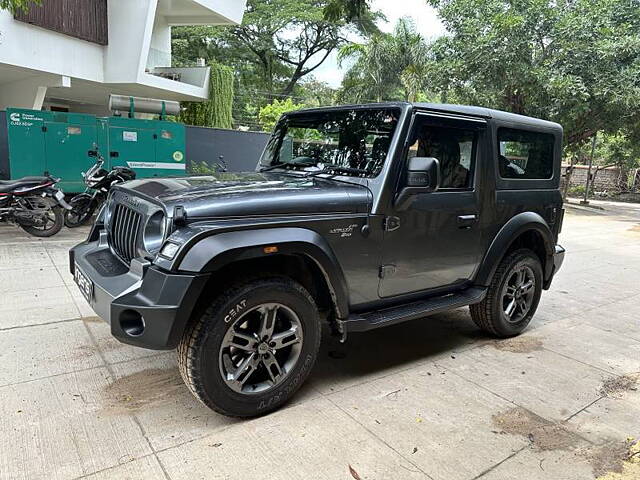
xmin=0 ymin=203 xmax=639 ymax=480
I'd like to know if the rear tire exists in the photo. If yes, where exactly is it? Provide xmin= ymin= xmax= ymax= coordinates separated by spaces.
xmin=20 ymin=206 xmax=63 ymax=237
xmin=470 ymin=248 xmax=543 ymax=337
xmin=177 ymin=276 xmax=321 ymax=417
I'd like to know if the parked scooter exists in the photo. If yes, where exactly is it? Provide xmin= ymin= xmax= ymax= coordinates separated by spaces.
xmin=0 ymin=175 xmax=71 ymax=237
xmin=64 ymin=150 xmax=136 ymax=228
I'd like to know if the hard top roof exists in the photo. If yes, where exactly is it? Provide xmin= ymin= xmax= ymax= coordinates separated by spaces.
xmin=290 ymin=101 xmax=562 ymax=132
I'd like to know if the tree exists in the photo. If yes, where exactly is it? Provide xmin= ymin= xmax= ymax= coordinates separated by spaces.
xmin=180 ymin=63 xmax=234 ymax=129
xmin=323 ymin=0 xmax=379 ymax=34
xmin=426 ymin=0 xmax=640 ymax=152
xmin=0 ymin=0 xmax=40 ymax=12
xmin=258 ymin=98 xmax=306 ymax=131
xmin=297 ymin=78 xmax=336 ymax=106
xmin=338 ymin=18 xmax=430 ymax=102
xmin=173 ymin=0 xmax=380 ymax=100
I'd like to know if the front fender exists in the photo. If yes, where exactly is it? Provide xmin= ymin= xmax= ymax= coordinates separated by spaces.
xmin=475 ymin=212 xmax=555 ymax=287
xmin=177 ymin=227 xmax=350 ymax=319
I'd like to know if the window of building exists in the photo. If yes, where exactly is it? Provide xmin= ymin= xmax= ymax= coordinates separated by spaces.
xmin=498 ymin=128 xmax=554 ymax=179
xmin=406 ymin=123 xmax=477 ymax=189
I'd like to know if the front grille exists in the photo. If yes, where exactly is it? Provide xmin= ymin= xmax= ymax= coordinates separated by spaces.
xmin=109 ymin=203 xmax=143 ymax=264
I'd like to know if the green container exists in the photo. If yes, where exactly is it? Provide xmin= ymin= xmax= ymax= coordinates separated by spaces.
xmin=5 ymin=108 xmax=186 ymax=192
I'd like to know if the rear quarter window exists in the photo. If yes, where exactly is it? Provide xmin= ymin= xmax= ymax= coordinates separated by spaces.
xmin=498 ymin=128 xmax=554 ymax=180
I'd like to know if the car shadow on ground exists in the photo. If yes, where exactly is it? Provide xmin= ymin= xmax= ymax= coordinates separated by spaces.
xmin=309 ymin=308 xmax=488 ymax=392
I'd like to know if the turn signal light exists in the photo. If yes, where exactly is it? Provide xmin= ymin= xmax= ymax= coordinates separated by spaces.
xmin=263 ymin=245 xmax=278 ymax=254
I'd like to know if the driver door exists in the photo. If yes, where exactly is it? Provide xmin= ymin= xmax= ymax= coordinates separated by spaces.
xmin=378 ymin=113 xmax=486 ymax=298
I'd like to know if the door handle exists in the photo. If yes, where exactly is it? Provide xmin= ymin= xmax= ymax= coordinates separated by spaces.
xmin=457 ymin=214 xmax=478 ymax=228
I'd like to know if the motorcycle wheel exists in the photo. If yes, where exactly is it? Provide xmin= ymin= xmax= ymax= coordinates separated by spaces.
xmin=64 ymin=195 xmax=97 ymax=228
xmin=20 ymin=206 xmax=63 ymax=237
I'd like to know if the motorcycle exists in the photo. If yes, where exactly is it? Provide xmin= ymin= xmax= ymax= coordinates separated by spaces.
xmin=64 ymin=151 xmax=136 ymax=228
xmin=0 ymin=175 xmax=72 ymax=237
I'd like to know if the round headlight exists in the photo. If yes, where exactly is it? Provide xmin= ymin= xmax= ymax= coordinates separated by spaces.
xmin=143 ymin=211 xmax=166 ymax=254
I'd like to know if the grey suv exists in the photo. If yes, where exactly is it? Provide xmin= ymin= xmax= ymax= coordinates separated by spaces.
xmin=70 ymin=102 xmax=565 ymax=417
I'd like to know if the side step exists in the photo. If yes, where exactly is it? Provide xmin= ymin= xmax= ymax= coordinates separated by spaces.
xmin=342 ymin=287 xmax=487 ymax=333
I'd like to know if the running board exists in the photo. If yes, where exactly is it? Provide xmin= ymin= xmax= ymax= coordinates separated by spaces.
xmin=342 ymin=287 xmax=487 ymax=333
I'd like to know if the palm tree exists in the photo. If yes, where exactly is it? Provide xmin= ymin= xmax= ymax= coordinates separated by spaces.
xmin=338 ymin=18 xmax=431 ymax=103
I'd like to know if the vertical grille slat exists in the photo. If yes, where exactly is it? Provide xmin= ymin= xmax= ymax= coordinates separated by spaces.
xmin=108 ymin=202 xmax=143 ymax=265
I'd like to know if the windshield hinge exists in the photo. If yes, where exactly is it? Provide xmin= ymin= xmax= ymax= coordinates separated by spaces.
xmin=384 ymin=216 xmax=400 ymax=232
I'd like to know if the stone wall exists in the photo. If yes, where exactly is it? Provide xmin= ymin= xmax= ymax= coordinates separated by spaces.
xmin=561 ymin=164 xmax=624 ymax=191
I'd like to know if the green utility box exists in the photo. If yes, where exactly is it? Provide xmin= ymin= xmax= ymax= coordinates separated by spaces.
xmin=5 ymin=108 xmax=186 ymax=192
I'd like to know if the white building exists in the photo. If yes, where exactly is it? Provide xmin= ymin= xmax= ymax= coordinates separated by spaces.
xmin=0 ymin=0 xmax=245 ymax=113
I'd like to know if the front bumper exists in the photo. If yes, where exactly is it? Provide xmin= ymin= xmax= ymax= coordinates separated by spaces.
xmin=69 ymin=232 xmax=209 ymax=350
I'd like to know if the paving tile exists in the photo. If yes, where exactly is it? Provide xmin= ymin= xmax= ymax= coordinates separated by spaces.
xmin=0 ymin=243 xmax=51 ymax=271
xmin=107 ymin=353 xmax=322 ymax=452
xmin=326 ymin=363 xmax=527 ymax=480
xmin=0 ymin=367 xmax=153 ymax=480
xmin=579 ymin=300 xmax=640 ymax=342
xmin=44 ymin=241 xmax=77 ymax=267
xmin=1 ymin=286 xmax=79 ymax=329
xmin=436 ymin=333 xmax=610 ymax=421
xmin=536 ymin=321 xmax=640 ymax=374
xmin=0 ymin=320 xmax=103 ymax=385
xmin=480 ymin=447 xmax=595 ymax=480
xmin=106 ymin=354 xmax=234 ymax=452
xmin=0 ymin=266 xmax=65 ymax=294
xmin=568 ymin=389 xmax=640 ymax=444
xmin=84 ymin=317 xmax=169 ymax=365
xmin=81 ymin=456 xmax=166 ymax=480
xmin=158 ymin=396 xmax=428 ymax=480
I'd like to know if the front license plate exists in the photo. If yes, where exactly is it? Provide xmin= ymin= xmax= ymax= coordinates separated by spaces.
xmin=74 ymin=264 xmax=94 ymax=303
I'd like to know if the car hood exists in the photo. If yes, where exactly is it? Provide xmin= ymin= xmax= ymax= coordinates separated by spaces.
xmin=117 ymin=171 xmax=371 ymax=219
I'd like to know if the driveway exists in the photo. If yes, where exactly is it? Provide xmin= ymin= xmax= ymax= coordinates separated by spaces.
xmin=1 ymin=203 xmax=639 ymax=480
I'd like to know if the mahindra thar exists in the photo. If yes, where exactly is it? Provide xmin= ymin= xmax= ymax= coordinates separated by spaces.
xmin=70 ymin=102 xmax=565 ymax=417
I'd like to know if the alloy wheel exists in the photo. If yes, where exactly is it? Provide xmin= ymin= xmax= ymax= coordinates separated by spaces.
xmin=219 ymin=303 xmax=303 ymax=394
xmin=501 ymin=264 xmax=536 ymax=323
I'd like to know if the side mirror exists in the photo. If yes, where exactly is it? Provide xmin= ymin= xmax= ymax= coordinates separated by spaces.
xmin=406 ymin=156 xmax=440 ymax=191
xmin=88 ymin=150 xmax=98 ymax=157
xmin=395 ymin=157 xmax=440 ymax=210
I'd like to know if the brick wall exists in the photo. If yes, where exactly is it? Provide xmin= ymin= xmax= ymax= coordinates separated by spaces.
xmin=561 ymin=164 xmax=623 ymax=191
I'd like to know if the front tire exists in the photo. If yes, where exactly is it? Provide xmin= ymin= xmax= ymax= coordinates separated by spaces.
xmin=470 ymin=248 xmax=543 ymax=337
xmin=177 ymin=277 xmax=321 ymax=417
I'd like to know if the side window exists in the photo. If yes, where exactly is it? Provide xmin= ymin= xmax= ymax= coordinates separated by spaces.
xmin=407 ymin=121 xmax=477 ymax=189
xmin=498 ymin=128 xmax=554 ymax=179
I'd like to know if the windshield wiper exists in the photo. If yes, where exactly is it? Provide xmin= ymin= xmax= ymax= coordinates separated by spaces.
xmin=259 ymin=161 xmax=318 ymax=173
xmin=305 ymin=164 xmax=370 ymax=177
xmin=259 ymin=163 xmax=287 ymax=172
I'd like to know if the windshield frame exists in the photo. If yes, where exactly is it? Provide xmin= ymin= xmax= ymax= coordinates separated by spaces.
xmin=258 ymin=106 xmax=403 ymax=179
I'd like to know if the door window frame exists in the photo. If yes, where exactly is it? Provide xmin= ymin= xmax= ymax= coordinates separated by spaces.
xmin=395 ymin=112 xmax=487 ymax=196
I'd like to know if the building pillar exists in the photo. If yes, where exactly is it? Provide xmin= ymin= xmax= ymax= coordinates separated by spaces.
xmin=0 ymin=75 xmax=70 ymax=110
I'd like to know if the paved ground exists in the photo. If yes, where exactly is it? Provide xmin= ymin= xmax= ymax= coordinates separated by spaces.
xmin=1 ymin=201 xmax=639 ymax=480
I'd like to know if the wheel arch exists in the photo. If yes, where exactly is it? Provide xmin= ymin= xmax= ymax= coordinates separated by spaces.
xmin=178 ymin=228 xmax=350 ymax=320
xmin=475 ymin=212 xmax=555 ymax=288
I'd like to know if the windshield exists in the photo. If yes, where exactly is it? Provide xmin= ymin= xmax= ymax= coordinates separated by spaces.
xmin=259 ymin=107 xmax=401 ymax=177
